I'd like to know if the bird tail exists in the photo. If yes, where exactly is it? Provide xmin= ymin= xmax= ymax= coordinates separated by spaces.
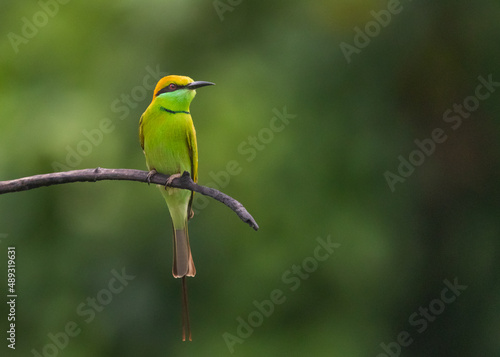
xmin=172 ymin=224 xmax=195 ymax=341
xmin=172 ymin=224 xmax=196 ymax=278
xmin=161 ymin=187 xmax=195 ymax=340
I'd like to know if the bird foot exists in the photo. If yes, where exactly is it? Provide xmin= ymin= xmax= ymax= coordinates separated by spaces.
xmin=165 ymin=173 xmax=182 ymax=189
xmin=146 ymin=169 xmax=157 ymax=185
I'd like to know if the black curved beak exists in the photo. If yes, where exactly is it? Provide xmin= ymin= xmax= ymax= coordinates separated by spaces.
xmin=186 ymin=81 xmax=215 ymax=90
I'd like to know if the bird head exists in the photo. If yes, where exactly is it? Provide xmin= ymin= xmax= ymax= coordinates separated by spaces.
xmin=152 ymin=75 xmax=215 ymax=112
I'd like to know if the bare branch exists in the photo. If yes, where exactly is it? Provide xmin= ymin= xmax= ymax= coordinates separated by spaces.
xmin=0 ymin=168 xmax=259 ymax=231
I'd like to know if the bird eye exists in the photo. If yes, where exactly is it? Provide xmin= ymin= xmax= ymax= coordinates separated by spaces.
xmin=169 ymin=83 xmax=177 ymax=90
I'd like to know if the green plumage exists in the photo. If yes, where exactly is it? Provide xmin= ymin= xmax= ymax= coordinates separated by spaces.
xmin=139 ymin=75 xmax=214 ymax=341
xmin=139 ymin=75 xmax=212 ymax=280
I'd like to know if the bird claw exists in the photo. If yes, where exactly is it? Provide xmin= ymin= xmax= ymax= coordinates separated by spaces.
xmin=165 ymin=173 xmax=182 ymax=189
xmin=146 ymin=169 xmax=157 ymax=185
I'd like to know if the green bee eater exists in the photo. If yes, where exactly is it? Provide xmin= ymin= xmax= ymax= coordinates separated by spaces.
xmin=139 ymin=75 xmax=214 ymax=341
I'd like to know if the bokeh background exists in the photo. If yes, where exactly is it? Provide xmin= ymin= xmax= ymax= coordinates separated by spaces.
xmin=1 ymin=0 xmax=500 ymax=356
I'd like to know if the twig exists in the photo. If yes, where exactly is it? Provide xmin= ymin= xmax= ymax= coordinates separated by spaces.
xmin=0 ymin=168 xmax=259 ymax=231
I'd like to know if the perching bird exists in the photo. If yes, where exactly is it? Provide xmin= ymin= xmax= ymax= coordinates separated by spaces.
xmin=139 ymin=75 xmax=214 ymax=341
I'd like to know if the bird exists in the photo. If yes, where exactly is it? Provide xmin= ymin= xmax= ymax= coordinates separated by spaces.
xmin=139 ymin=75 xmax=214 ymax=341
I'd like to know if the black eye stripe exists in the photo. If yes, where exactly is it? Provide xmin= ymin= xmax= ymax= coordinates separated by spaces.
xmin=155 ymin=84 xmax=186 ymax=96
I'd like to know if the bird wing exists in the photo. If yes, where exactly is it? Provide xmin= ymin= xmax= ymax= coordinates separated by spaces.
xmin=187 ymin=122 xmax=198 ymax=183
xmin=139 ymin=114 xmax=145 ymax=150
xmin=186 ymin=121 xmax=198 ymax=219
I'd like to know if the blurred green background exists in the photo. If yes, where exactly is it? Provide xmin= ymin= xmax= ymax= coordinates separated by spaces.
xmin=1 ymin=0 xmax=500 ymax=356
